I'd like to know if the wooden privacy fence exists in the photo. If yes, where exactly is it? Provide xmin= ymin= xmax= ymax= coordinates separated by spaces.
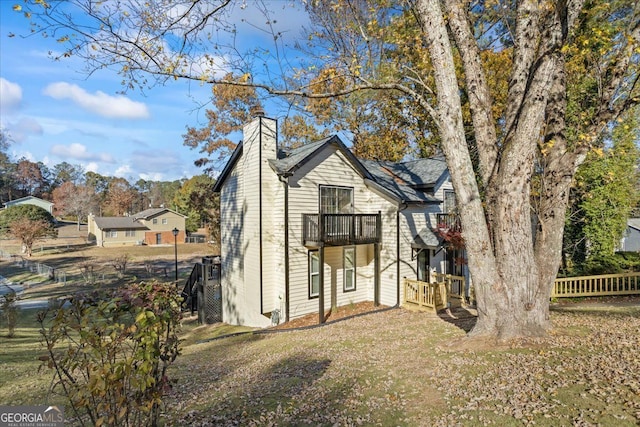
xmin=552 ymin=272 xmax=640 ymax=298
xmin=404 ymin=274 xmax=466 ymax=312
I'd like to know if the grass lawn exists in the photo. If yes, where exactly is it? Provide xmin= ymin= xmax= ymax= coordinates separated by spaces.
xmin=1 ymin=230 xmax=639 ymax=425
xmin=1 ymin=302 xmax=638 ymax=426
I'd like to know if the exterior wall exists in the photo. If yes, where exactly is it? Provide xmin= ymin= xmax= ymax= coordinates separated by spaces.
xmin=140 ymin=212 xmax=186 ymax=233
xmin=286 ymin=146 xmax=392 ymax=320
xmin=143 ymin=230 xmax=185 ymax=245
xmin=99 ymin=229 xmax=146 ymax=247
xmin=221 ymin=116 xmax=279 ymax=327
xmin=220 ymin=159 xmax=249 ymax=325
xmin=621 ymin=226 xmax=640 ymax=252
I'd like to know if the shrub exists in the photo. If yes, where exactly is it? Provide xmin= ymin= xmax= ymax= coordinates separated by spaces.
xmin=1 ymin=291 xmax=19 ymax=337
xmin=38 ymin=281 xmax=182 ymax=427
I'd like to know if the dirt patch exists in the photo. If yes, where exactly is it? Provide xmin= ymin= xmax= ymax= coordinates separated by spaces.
xmin=270 ymin=301 xmax=391 ymax=330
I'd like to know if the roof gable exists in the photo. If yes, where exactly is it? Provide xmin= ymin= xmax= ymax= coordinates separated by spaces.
xmin=270 ymin=135 xmax=373 ymax=180
xmin=133 ymin=208 xmax=186 ymax=219
xmin=4 ymin=196 xmax=54 ymax=207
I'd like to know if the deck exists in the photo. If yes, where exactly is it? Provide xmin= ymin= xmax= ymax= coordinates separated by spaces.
xmin=302 ymin=213 xmax=381 ymax=247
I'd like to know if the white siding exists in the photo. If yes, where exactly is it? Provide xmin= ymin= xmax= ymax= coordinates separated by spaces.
xmin=219 ymin=117 xmax=459 ymax=325
xmin=285 ymin=146 xmax=399 ymax=319
xmin=220 ymin=160 xmax=248 ymax=325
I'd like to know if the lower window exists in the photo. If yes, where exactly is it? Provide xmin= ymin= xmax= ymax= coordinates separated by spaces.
xmin=309 ymin=251 xmax=319 ymax=298
xmin=343 ymin=247 xmax=356 ymax=292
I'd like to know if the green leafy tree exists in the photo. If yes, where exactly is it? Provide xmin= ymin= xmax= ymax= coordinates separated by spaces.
xmin=51 ymin=161 xmax=85 ymax=188
xmin=173 ymin=174 xmax=217 ymax=234
xmin=0 ymin=128 xmax=16 ymax=203
xmin=565 ymin=111 xmax=640 ymax=271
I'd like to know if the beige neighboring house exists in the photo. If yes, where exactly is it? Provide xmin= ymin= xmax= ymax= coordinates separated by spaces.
xmin=3 ymin=196 xmax=54 ymax=215
xmin=88 ymin=208 xmax=187 ymax=247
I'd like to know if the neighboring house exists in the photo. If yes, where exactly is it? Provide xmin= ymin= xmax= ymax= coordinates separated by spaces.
xmin=213 ymin=113 xmax=469 ymax=327
xmin=3 ymin=196 xmax=54 ymax=215
xmin=87 ymin=208 xmax=186 ymax=247
xmin=620 ymin=218 xmax=640 ymax=252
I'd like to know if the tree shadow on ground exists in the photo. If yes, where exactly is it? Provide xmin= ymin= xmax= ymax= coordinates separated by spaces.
xmin=172 ymin=349 xmax=388 ymax=426
xmin=436 ymin=306 xmax=477 ymax=333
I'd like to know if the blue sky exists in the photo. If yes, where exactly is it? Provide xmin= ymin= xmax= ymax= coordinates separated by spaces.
xmin=0 ymin=1 xmax=309 ymax=182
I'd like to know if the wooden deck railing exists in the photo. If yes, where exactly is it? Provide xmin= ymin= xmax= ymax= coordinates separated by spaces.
xmin=436 ymin=213 xmax=461 ymax=231
xmin=404 ymin=274 xmax=466 ymax=311
xmin=432 ymin=273 xmax=466 ymax=304
xmin=302 ymin=213 xmax=381 ymax=247
xmin=552 ymin=272 xmax=640 ymax=298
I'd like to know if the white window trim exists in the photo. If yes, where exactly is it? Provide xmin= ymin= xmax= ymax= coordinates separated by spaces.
xmin=309 ymin=251 xmax=320 ymax=299
xmin=343 ymin=247 xmax=356 ymax=292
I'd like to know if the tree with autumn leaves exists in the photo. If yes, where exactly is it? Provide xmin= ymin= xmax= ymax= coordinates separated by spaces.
xmin=0 ymin=204 xmax=57 ymax=256
xmin=14 ymin=0 xmax=640 ymax=339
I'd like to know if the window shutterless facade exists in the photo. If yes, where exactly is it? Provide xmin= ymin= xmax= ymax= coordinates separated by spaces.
xmin=162 ymin=218 xmax=168 ymax=224
xmin=444 ymin=190 xmax=456 ymax=214
xmin=309 ymin=251 xmax=320 ymax=298
xmin=319 ymin=185 xmax=353 ymax=214
xmin=343 ymin=247 xmax=356 ymax=292
xmin=106 ymin=230 xmax=117 ymax=238
xmin=125 ymin=230 xmax=136 ymax=237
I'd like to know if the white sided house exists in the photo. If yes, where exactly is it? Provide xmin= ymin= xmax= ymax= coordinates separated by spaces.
xmin=213 ymin=113 xmax=468 ymax=327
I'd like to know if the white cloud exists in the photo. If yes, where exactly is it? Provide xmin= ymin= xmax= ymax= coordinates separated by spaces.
xmin=114 ymin=164 xmax=133 ymax=177
xmin=3 ymin=117 xmax=43 ymax=143
xmin=43 ymin=82 xmax=150 ymax=119
xmin=85 ymin=162 xmax=100 ymax=173
xmin=0 ymin=78 xmax=23 ymax=112
xmin=50 ymin=142 xmax=115 ymax=163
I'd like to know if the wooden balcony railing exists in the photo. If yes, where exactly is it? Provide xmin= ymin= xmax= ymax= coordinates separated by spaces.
xmin=302 ymin=213 xmax=381 ymax=247
xmin=436 ymin=213 xmax=461 ymax=231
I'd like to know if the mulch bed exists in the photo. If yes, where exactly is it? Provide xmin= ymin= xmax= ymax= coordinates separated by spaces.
xmin=270 ymin=301 xmax=392 ymax=330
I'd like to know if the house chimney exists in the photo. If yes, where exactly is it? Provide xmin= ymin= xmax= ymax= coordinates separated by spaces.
xmin=250 ymin=105 xmax=265 ymax=118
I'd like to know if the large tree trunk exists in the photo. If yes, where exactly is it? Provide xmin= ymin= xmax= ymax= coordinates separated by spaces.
xmin=418 ymin=0 xmax=584 ymax=339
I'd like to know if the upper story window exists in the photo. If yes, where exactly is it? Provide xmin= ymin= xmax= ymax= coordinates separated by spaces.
xmin=153 ymin=218 xmax=158 ymax=224
xmin=162 ymin=218 xmax=168 ymax=225
xmin=320 ymin=186 xmax=353 ymax=214
xmin=444 ymin=190 xmax=456 ymax=213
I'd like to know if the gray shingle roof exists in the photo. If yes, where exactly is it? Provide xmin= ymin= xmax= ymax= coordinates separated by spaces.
xmin=216 ymin=131 xmax=449 ymax=205
xmin=133 ymin=208 xmax=167 ymax=219
xmin=361 ymin=158 xmax=446 ymax=203
xmin=412 ymin=227 xmax=442 ymax=248
xmin=133 ymin=208 xmax=186 ymax=219
xmin=93 ymin=216 xmax=148 ymax=230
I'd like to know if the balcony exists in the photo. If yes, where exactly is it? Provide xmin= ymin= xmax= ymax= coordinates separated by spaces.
xmin=302 ymin=213 xmax=381 ymax=247
xmin=436 ymin=213 xmax=461 ymax=232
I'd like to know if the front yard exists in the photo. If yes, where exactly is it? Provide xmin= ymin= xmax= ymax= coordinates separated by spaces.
xmin=2 ymin=300 xmax=638 ymax=426
xmin=1 ymin=233 xmax=639 ymax=426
